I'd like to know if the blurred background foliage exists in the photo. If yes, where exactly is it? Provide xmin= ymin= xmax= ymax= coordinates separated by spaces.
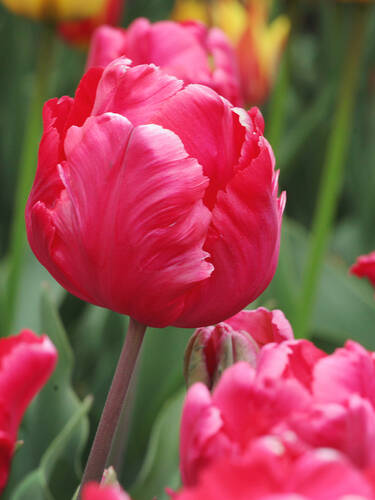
xmin=0 ymin=0 xmax=375 ymax=499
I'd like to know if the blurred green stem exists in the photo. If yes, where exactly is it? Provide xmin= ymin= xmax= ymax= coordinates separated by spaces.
xmin=294 ymin=5 xmax=369 ymax=339
xmin=267 ymin=0 xmax=298 ymax=153
xmin=79 ymin=318 xmax=146 ymax=496
xmin=3 ymin=24 xmax=56 ymax=335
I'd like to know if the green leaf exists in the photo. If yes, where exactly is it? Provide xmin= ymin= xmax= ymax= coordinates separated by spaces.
xmin=4 ymin=286 xmax=91 ymax=499
xmin=11 ymin=396 xmax=92 ymax=500
xmin=130 ymin=390 xmax=185 ymax=500
xmin=123 ymin=326 xmax=191 ymax=484
xmin=261 ymin=218 xmax=375 ymax=348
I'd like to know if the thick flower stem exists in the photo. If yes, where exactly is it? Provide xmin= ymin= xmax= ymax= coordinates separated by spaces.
xmin=3 ymin=24 xmax=56 ymax=334
xmin=294 ymin=5 xmax=369 ymax=339
xmin=79 ymin=318 xmax=146 ymax=495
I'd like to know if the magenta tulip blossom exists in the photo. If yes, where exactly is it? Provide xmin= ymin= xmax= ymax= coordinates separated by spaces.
xmin=26 ymin=57 xmax=284 ymax=328
xmin=179 ymin=337 xmax=375 ymax=489
xmin=0 ymin=330 xmax=57 ymax=492
xmin=172 ymin=447 xmax=374 ymax=500
xmin=86 ymin=18 xmax=242 ymax=106
xmin=350 ymin=251 xmax=375 ymax=290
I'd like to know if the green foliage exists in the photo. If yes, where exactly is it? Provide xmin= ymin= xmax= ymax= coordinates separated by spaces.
xmin=130 ymin=391 xmax=185 ymax=500
xmin=4 ymin=288 xmax=91 ymax=499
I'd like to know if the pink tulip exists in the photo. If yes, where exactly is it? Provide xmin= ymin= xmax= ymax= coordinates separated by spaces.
xmin=225 ymin=307 xmax=294 ymax=346
xmin=0 ymin=330 xmax=57 ymax=492
xmin=86 ymin=18 xmax=243 ymax=106
xmin=82 ymin=483 xmax=131 ymax=500
xmin=350 ymin=251 xmax=375 ymax=290
xmin=173 ymin=447 xmax=375 ymax=499
xmin=26 ymin=58 xmax=284 ymax=328
xmin=180 ymin=337 xmax=375 ymax=489
xmin=180 ymin=361 xmax=311 ymax=486
xmin=184 ymin=307 xmax=294 ymax=388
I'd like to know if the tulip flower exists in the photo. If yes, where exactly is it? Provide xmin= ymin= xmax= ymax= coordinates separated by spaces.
xmin=350 ymin=251 xmax=375 ymax=290
xmin=1 ymin=0 xmax=106 ymax=22
xmin=172 ymin=447 xmax=374 ymax=500
xmin=26 ymin=57 xmax=284 ymax=329
xmin=180 ymin=337 xmax=375 ymax=489
xmin=0 ymin=330 xmax=57 ymax=493
xmin=183 ymin=307 xmax=293 ymax=388
xmin=172 ymin=0 xmax=290 ymax=106
xmin=86 ymin=19 xmax=242 ymax=106
xmin=59 ymin=0 xmax=124 ymax=47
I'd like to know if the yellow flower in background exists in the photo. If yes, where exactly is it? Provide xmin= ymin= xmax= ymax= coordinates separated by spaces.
xmin=1 ymin=0 xmax=106 ymax=22
xmin=172 ymin=0 xmax=290 ymax=106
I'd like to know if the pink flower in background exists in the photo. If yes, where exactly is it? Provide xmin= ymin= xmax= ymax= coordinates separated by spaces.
xmin=183 ymin=307 xmax=293 ymax=388
xmin=180 ymin=336 xmax=375 ymax=489
xmin=173 ymin=446 xmax=375 ymax=500
xmin=83 ymin=482 xmax=131 ymax=500
xmin=59 ymin=0 xmax=124 ymax=46
xmin=26 ymin=57 xmax=284 ymax=328
xmin=180 ymin=361 xmax=311 ymax=486
xmin=225 ymin=307 xmax=294 ymax=347
xmin=86 ymin=18 xmax=242 ymax=106
xmin=350 ymin=251 xmax=375 ymax=290
xmin=0 ymin=330 xmax=57 ymax=493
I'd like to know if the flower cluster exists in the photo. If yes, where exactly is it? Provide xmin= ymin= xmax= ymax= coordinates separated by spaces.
xmin=175 ymin=325 xmax=375 ymax=498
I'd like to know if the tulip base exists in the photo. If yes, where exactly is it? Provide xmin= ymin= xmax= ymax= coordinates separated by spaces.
xmin=79 ymin=317 xmax=146 ymax=496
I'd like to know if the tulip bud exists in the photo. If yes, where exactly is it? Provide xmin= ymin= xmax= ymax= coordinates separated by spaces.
xmin=101 ymin=467 xmax=119 ymax=487
xmin=184 ymin=323 xmax=259 ymax=389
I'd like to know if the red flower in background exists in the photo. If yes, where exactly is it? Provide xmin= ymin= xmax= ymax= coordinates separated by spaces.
xmin=350 ymin=251 xmax=375 ymax=290
xmin=86 ymin=18 xmax=242 ymax=106
xmin=58 ymin=0 xmax=124 ymax=46
xmin=0 ymin=330 xmax=57 ymax=493
xmin=179 ymin=336 xmax=375 ymax=494
xmin=26 ymin=57 xmax=284 ymax=328
xmin=173 ymin=446 xmax=375 ymax=500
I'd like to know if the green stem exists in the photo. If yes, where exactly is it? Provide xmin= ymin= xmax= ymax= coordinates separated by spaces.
xmin=266 ymin=0 xmax=298 ymax=153
xmin=294 ymin=5 xmax=369 ymax=339
xmin=3 ymin=24 xmax=56 ymax=335
xmin=78 ymin=318 xmax=146 ymax=497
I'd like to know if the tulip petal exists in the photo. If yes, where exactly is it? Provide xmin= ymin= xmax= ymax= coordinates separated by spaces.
xmin=0 ymin=330 xmax=57 ymax=493
xmin=225 ymin=307 xmax=294 ymax=346
xmin=176 ymin=138 xmax=283 ymax=327
xmin=313 ymin=340 xmax=375 ymax=406
xmin=180 ymin=383 xmax=229 ymax=486
xmin=153 ymin=84 xmax=246 ymax=210
xmin=212 ymin=363 xmax=310 ymax=446
xmin=31 ymin=113 xmax=212 ymax=326
xmin=92 ymin=57 xmax=184 ymax=126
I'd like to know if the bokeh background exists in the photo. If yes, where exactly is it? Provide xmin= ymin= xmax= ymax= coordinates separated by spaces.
xmin=0 ymin=1 xmax=375 ymax=499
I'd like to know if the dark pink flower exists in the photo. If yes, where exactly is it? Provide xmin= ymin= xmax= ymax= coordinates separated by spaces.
xmin=180 ymin=337 xmax=375 ymax=487
xmin=0 ymin=330 xmax=57 ymax=493
xmin=173 ymin=447 xmax=374 ymax=500
xmin=82 ymin=482 xmax=131 ymax=500
xmin=180 ymin=362 xmax=310 ymax=486
xmin=26 ymin=58 xmax=284 ymax=328
xmin=350 ymin=251 xmax=375 ymax=290
xmin=225 ymin=307 xmax=294 ymax=347
xmin=86 ymin=19 xmax=242 ymax=106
